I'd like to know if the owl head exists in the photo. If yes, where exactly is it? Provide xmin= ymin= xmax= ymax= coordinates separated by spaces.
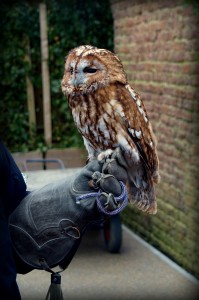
xmin=61 ymin=45 xmax=127 ymax=96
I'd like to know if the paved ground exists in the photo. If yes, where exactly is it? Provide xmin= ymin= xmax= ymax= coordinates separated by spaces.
xmin=17 ymin=170 xmax=199 ymax=300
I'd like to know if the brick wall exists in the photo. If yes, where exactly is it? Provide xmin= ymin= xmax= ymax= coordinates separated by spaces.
xmin=111 ymin=0 xmax=199 ymax=277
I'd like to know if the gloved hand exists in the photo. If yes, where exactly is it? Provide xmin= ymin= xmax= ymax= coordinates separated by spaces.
xmin=96 ymin=148 xmax=127 ymax=190
xmin=9 ymin=148 xmax=128 ymax=273
xmin=87 ymin=148 xmax=128 ymax=213
xmin=73 ymin=148 xmax=128 ymax=213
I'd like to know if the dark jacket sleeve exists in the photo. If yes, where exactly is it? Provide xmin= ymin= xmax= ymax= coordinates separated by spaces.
xmin=0 ymin=140 xmax=27 ymax=217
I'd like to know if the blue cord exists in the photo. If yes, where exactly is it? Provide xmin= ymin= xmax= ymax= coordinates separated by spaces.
xmin=76 ymin=181 xmax=128 ymax=216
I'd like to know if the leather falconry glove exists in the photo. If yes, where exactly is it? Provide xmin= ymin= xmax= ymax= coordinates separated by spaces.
xmin=9 ymin=149 xmax=128 ymax=274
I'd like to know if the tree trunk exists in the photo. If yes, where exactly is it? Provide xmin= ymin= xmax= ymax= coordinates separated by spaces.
xmin=24 ymin=36 xmax=36 ymax=134
xmin=39 ymin=2 xmax=52 ymax=146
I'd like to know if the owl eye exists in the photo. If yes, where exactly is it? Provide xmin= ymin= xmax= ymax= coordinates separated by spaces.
xmin=70 ymin=67 xmax=73 ymax=75
xmin=83 ymin=67 xmax=97 ymax=73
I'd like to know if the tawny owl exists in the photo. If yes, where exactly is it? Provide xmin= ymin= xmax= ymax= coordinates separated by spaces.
xmin=61 ymin=45 xmax=160 ymax=214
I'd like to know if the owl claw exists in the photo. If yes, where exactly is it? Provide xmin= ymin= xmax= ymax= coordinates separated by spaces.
xmin=131 ymin=197 xmax=157 ymax=214
xmin=98 ymin=149 xmax=114 ymax=162
xmin=153 ymin=171 xmax=161 ymax=184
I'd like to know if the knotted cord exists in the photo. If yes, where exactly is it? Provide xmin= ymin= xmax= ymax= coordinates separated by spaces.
xmin=76 ymin=181 xmax=128 ymax=216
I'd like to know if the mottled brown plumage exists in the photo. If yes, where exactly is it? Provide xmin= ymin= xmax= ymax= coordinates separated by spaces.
xmin=61 ymin=45 xmax=160 ymax=214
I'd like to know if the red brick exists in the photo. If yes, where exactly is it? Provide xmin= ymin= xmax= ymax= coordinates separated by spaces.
xmin=111 ymin=0 xmax=199 ymax=278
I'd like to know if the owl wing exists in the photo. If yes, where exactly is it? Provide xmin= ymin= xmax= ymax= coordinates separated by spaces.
xmin=122 ymin=84 xmax=159 ymax=183
xmin=114 ymin=84 xmax=160 ymax=214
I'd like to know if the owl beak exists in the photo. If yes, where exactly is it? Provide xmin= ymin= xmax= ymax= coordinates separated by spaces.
xmin=73 ymin=80 xmax=79 ymax=88
xmin=69 ymin=78 xmax=77 ymax=87
xmin=71 ymin=75 xmax=80 ymax=87
xmin=70 ymin=73 xmax=83 ymax=88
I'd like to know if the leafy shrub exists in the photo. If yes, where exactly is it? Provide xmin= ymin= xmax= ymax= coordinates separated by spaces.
xmin=0 ymin=0 xmax=113 ymax=152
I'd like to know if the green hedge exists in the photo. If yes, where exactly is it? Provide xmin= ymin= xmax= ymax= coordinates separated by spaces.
xmin=0 ymin=0 xmax=113 ymax=152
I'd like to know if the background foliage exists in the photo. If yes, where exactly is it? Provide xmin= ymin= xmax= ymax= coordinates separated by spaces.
xmin=0 ymin=0 xmax=113 ymax=152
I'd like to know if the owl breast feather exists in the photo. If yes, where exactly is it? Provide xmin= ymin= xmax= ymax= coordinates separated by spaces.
xmin=71 ymin=97 xmax=139 ymax=162
xmin=72 ymin=107 xmax=118 ymax=150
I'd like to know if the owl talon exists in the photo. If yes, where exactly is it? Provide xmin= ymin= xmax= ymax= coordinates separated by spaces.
xmin=98 ymin=149 xmax=114 ymax=162
xmin=153 ymin=172 xmax=161 ymax=184
xmin=131 ymin=197 xmax=157 ymax=214
xmin=91 ymin=171 xmax=103 ymax=188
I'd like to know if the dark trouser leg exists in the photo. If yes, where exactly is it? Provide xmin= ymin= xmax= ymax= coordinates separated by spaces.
xmin=0 ymin=203 xmax=21 ymax=300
